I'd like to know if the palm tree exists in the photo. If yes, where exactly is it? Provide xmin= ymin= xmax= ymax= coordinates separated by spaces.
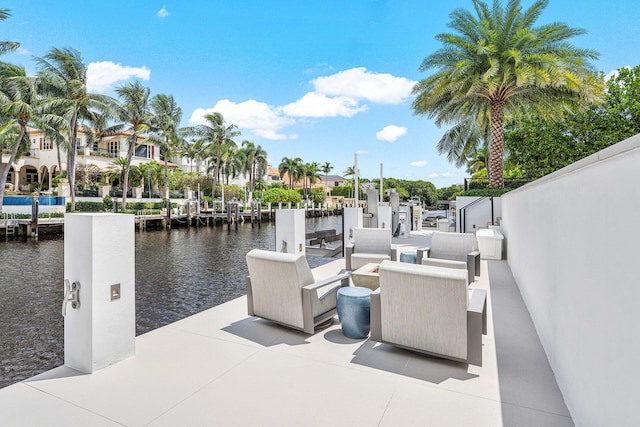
xmin=149 ymin=93 xmax=182 ymax=198
xmin=85 ymin=111 xmax=124 ymax=155
xmin=114 ymin=80 xmax=152 ymax=210
xmin=303 ymin=162 xmax=319 ymax=200
xmin=412 ymin=0 xmax=599 ymax=188
xmin=467 ymin=146 xmax=490 ymax=175
xmin=436 ymin=116 xmax=490 ymax=169
xmin=239 ymin=140 xmax=267 ymax=195
xmin=105 ymin=157 xmax=141 ymax=191
xmin=0 ymin=8 xmax=19 ymax=56
xmin=181 ymin=138 xmax=206 ymax=173
xmin=278 ymin=156 xmax=297 ymax=189
xmin=189 ymin=112 xmax=240 ymax=192
xmin=35 ymin=47 xmax=115 ymax=210
xmin=321 ymin=161 xmax=332 ymax=195
xmin=0 ymin=64 xmax=39 ymax=211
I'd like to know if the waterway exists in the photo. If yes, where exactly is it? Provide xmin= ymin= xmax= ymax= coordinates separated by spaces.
xmin=0 ymin=216 xmax=342 ymax=389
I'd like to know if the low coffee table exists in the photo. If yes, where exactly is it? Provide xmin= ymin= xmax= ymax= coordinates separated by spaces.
xmin=351 ymin=263 xmax=380 ymax=291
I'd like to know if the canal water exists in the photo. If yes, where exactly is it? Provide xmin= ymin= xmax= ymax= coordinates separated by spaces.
xmin=0 ymin=216 xmax=342 ymax=389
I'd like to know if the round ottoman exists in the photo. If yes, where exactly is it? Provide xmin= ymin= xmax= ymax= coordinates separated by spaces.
xmin=337 ymin=286 xmax=372 ymax=339
xmin=400 ymin=251 xmax=417 ymax=264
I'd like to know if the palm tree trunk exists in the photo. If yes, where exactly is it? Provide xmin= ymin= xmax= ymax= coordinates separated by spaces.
xmin=68 ymin=111 xmax=79 ymax=212
xmin=489 ymin=100 xmax=505 ymax=189
xmin=56 ymin=139 xmax=62 ymax=176
xmin=122 ymin=136 xmax=137 ymax=210
xmin=163 ymin=136 xmax=169 ymax=199
xmin=0 ymin=125 xmax=26 ymax=213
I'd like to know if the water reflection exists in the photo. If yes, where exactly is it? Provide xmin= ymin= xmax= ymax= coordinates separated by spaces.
xmin=0 ymin=216 xmax=342 ymax=388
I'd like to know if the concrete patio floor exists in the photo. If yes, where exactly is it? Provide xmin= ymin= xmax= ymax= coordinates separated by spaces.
xmin=0 ymin=242 xmax=573 ymax=426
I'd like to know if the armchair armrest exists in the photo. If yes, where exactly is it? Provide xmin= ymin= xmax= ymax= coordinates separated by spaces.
xmin=416 ymin=247 xmax=431 ymax=264
xmin=467 ymin=288 xmax=487 ymax=366
xmin=468 ymin=250 xmax=481 ymax=277
xmin=303 ymin=272 xmax=351 ymax=291
xmin=345 ymin=244 xmax=354 ymax=270
xmin=246 ymin=276 xmax=254 ymax=316
xmin=370 ymin=288 xmax=382 ymax=342
xmin=301 ymin=272 xmax=351 ymax=334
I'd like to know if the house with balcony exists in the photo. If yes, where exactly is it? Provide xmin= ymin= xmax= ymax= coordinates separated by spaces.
xmin=1 ymin=127 xmax=161 ymax=193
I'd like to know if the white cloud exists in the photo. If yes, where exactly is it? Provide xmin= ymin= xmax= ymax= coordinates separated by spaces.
xmin=312 ymin=67 xmax=416 ymax=104
xmin=17 ymin=47 xmax=31 ymax=56
xmin=157 ymin=7 xmax=170 ymax=18
xmin=410 ymin=160 xmax=428 ymax=167
xmin=283 ymin=92 xmax=367 ymax=118
xmin=188 ymin=99 xmax=295 ymax=140
xmin=427 ymin=173 xmax=440 ymax=178
xmin=376 ymin=125 xmax=407 ymax=142
xmin=87 ymin=61 xmax=150 ymax=92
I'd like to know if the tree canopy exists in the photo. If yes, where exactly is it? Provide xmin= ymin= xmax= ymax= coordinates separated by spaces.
xmin=413 ymin=0 xmax=599 ymax=188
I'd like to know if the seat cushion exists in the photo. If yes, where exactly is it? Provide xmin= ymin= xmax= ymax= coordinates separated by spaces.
xmin=421 ymin=257 xmax=467 ymax=270
xmin=351 ymin=253 xmax=391 ymax=270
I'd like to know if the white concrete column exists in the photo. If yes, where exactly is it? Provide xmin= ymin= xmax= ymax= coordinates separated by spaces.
xmin=343 ymin=207 xmax=363 ymax=255
xmin=275 ymin=209 xmax=305 ymax=255
xmin=378 ymin=206 xmax=392 ymax=229
xmin=63 ymin=213 xmax=135 ymax=373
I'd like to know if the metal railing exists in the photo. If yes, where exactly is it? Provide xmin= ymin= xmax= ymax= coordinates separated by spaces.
xmin=460 ymin=196 xmax=494 ymax=233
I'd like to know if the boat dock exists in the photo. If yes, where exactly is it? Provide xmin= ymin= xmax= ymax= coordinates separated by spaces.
xmin=1 ymin=205 xmax=343 ymax=237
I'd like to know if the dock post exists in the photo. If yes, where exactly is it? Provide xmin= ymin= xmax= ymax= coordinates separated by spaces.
xmin=258 ymin=202 xmax=262 ymax=228
xmin=275 ymin=209 xmax=305 ymax=255
xmin=227 ymin=202 xmax=231 ymax=231
xmin=63 ymin=213 xmax=135 ymax=373
xmin=251 ymin=202 xmax=255 ymax=228
xmin=31 ymin=195 xmax=39 ymax=239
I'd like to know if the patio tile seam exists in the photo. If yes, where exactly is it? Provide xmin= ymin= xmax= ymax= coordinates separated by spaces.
xmin=20 ymin=382 xmax=125 ymax=426
xmin=163 ymin=323 xmax=283 ymax=351
xmin=499 ymin=399 xmax=574 ymax=420
xmin=141 ymin=347 xmax=268 ymax=426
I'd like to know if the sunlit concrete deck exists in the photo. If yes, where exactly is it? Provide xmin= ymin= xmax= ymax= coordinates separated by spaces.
xmin=0 ymin=235 xmax=572 ymax=426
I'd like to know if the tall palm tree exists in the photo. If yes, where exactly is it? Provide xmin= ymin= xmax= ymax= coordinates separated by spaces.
xmin=278 ymin=156 xmax=297 ymax=189
xmin=321 ymin=161 xmax=332 ymax=195
xmin=412 ymin=0 xmax=599 ymax=188
xmin=149 ymin=93 xmax=182 ymax=198
xmin=303 ymin=161 xmax=319 ymax=200
xmin=0 ymin=8 xmax=19 ymax=56
xmin=219 ymin=144 xmax=243 ymax=186
xmin=85 ymin=111 xmax=124 ymax=155
xmin=189 ymin=112 xmax=240 ymax=192
xmin=0 ymin=64 xmax=39 ymax=212
xmin=239 ymin=140 xmax=267 ymax=194
xmin=181 ymin=138 xmax=206 ymax=173
xmin=114 ymin=80 xmax=152 ymax=210
xmin=36 ymin=47 xmax=115 ymax=210
xmin=436 ymin=115 xmax=489 ymax=169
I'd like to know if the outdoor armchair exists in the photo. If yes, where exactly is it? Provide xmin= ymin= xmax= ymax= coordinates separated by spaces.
xmin=245 ymin=249 xmax=350 ymax=334
xmin=345 ymin=227 xmax=397 ymax=270
xmin=417 ymin=231 xmax=481 ymax=284
xmin=370 ymin=260 xmax=487 ymax=366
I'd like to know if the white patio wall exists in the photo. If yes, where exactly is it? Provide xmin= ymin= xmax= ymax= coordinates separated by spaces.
xmin=500 ymin=132 xmax=640 ymax=427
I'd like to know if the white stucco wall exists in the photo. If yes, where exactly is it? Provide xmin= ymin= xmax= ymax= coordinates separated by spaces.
xmin=501 ymin=133 xmax=640 ymax=427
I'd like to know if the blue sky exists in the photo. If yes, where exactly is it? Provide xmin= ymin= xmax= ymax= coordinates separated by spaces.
xmin=3 ymin=0 xmax=639 ymax=187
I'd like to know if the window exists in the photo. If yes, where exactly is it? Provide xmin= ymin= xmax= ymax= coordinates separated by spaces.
xmin=135 ymin=145 xmax=150 ymax=158
xmin=108 ymin=141 xmax=120 ymax=157
xmin=42 ymin=138 xmax=52 ymax=150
